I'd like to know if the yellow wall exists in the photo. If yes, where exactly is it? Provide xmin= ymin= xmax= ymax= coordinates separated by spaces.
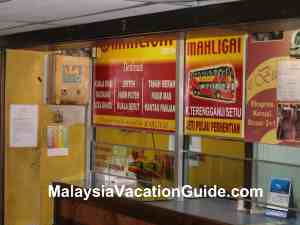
xmin=5 ymin=49 xmax=86 ymax=225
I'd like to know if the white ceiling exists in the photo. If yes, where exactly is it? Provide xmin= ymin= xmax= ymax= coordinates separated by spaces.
xmin=0 ymin=0 xmax=240 ymax=36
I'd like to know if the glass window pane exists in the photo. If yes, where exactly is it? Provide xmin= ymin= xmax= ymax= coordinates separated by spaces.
xmin=253 ymin=144 xmax=300 ymax=209
xmin=94 ymin=127 xmax=175 ymax=191
xmin=187 ymin=137 xmax=246 ymax=194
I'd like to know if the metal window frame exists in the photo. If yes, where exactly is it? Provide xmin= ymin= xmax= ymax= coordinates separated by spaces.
xmin=175 ymin=32 xmax=186 ymax=196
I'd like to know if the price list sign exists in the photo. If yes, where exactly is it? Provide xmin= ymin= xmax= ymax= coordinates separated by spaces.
xmin=93 ymin=35 xmax=176 ymax=132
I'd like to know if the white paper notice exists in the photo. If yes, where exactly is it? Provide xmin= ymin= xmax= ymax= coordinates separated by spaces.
xmin=189 ymin=136 xmax=202 ymax=153
xmin=10 ymin=104 xmax=38 ymax=148
xmin=277 ymin=60 xmax=300 ymax=101
xmin=48 ymin=148 xmax=68 ymax=157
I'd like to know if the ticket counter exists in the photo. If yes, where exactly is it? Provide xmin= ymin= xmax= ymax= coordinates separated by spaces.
xmin=53 ymin=181 xmax=300 ymax=225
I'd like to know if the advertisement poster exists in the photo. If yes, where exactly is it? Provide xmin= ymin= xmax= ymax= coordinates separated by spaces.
xmin=93 ymin=35 xmax=176 ymax=132
xmin=245 ymin=30 xmax=300 ymax=145
xmin=185 ymin=34 xmax=246 ymax=138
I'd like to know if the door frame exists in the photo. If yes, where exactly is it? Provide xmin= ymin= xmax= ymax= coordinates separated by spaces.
xmin=0 ymin=49 xmax=5 ymax=225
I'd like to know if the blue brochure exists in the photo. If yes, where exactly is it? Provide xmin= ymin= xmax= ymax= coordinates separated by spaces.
xmin=265 ymin=177 xmax=292 ymax=218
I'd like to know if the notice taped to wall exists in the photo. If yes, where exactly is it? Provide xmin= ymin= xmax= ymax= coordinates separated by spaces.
xmin=48 ymin=55 xmax=90 ymax=105
xmin=277 ymin=59 xmax=300 ymax=102
xmin=10 ymin=104 xmax=38 ymax=148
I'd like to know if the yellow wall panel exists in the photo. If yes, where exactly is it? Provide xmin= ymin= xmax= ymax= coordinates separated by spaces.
xmin=40 ymin=123 xmax=86 ymax=225
xmin=5 ymin=49 xmax=45 ymax=225
xmin=5 ymin=50 xmax=86 ymax=225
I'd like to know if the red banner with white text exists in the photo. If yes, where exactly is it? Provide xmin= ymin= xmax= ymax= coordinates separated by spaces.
xmin=93 ymin=35 xmax=177 ymax=132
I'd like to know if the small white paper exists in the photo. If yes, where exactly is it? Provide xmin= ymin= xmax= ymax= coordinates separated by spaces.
xmin=168 ymin=135 xmax=175 ymax=151
xmin=48 ymin=148 xmax=69 ymax=157
xmin=277 ymin=60 xmax=300 ymax=101
xmin=189 ymin=136 xmax=202 ymax=153
xmin=189 ymin=136 xmax=202 ymax=167
xmin=10 ymin=104 xmax=38 ymax=148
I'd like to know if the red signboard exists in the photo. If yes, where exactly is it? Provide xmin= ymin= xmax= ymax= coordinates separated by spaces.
xmin=185 ymin=34 xmax=246 ymax=138
xmin=245 ymin=30 xmax=300 ymax=145
xmin=93 ymin=35 xmax=177 ymax=132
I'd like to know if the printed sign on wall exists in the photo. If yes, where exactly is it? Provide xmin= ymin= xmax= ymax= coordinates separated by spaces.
xmin=48 ymin=55 xmax=90 ymax=105
xmin=93 ymin=35 xmax=176 ymax=132
xmin=245 ymin=30 xmax=300 ymax=145
xmin=184 ymin=34 xmax=246 ymax=138
xmin=47 ymin=125 xmax=69 ymax=157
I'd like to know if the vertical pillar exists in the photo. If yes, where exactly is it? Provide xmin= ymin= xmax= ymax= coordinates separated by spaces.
xmin=175 ymin=32 xmax=185 ymax=200
xmin=0 ymin=49 xmax=5 ymax=225
xmin=86 ymin=48 xmax=97 ymax=185
xmin=244 ymin=142 xmax=253 ymax=210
